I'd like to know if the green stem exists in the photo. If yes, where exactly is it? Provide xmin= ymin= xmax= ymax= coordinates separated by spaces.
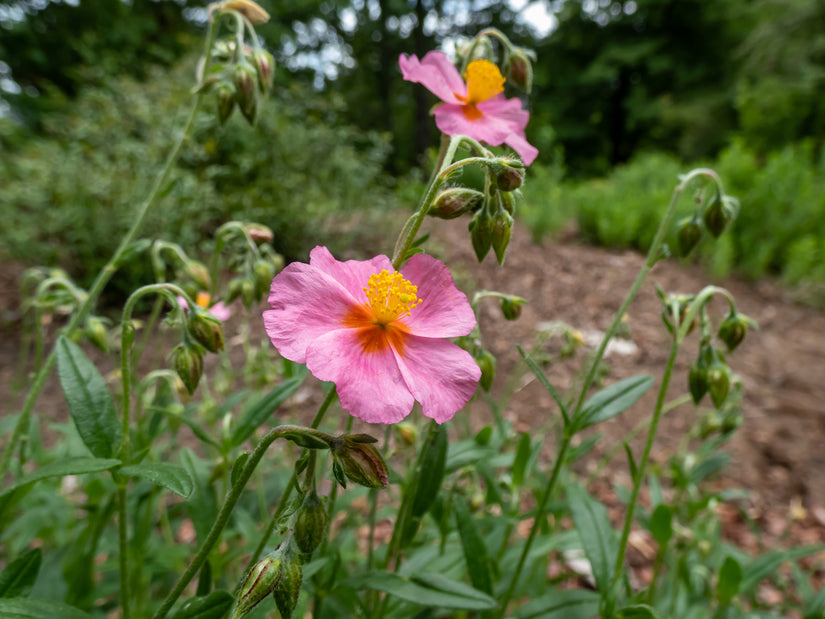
xmin=152 ymin=425 xmax=312 ymax=619
xmin=611 ymin=338 xmax=680 ymax=594
xmin=0 ymin=20 xmax=220 ymax=480
xmin=117 ymin=483 xmax=131 ymax=619
xmin=495 ymin=435 xmax=571 ymax=618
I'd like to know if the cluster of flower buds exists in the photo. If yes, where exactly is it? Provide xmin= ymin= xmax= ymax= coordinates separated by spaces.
xmin=675 ymin=190 xmax=740 ymax=256
xmin=456 ymin=29 xmax=536 ymax=95
xmin=233 ymin=542 xmax=303 ymax=619
xmin=199 ymin=0 xmax=274 ymax=125
xmin=467 ymin=158 xmax=525 ymax=264
xmin=689 ymin=344 xmax=732 ymax=409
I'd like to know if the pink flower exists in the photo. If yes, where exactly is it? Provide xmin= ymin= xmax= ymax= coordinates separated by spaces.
xmin=399 ymin=51 xmax=538 ymax=165
xmin=263 ymin=247 xmax=481 ymax=424
xmin=177 ymin=292 xmax=232 ymax=322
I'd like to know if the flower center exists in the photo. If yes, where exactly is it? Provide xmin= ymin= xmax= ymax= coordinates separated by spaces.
xmin=364 ymin=270 xmax=421 ymax=325
xmin=195 ymin=291 xmax=212 ymax=308
xmin=461 ymin=59 xmax=505 ymax=106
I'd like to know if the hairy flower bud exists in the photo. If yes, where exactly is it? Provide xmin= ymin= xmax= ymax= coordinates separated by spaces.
xmin=707 ymin=363 xmax=731 ymax=409
xmin=703 ymin=193 xmax=734 ymax=238
xmin=188 ymin=308 xmax=225 ymax=353
xmin=216 ymin=0 xmax=270 ymax=25
xmin=233 ymin=550 xmax=283 ymax=619
xmin=330 ymin=435 xmax=389 ymax=489
xmin=172 ymin=343 xmax=204 ymax=396
xmin=395 ymin=422 xmax=417 ymax=446
xmin=506 ymin=47 xmax=535 ymax=92
xmin=491 ymin=207 xmax=514 ymax=265
xmin=688 ymin=362 xmax=708 ymax=405
xmin=241 ymin=279 xmax=256 ymax=308
xmin=430 ymin=187 xmax=484 ymax=219
xmin=244 ymin=223 xmax=274 ymax=244
xmin=216 ymin=82 xmax=236 ymax=125
xmin=272 ymin=551 xmax=302 ymax=619
xmin=660 ymin=293 xmax=696 ymax=336
xmin=476 ymin=349 xmax=496 ymax=392
xmin=500 ymin=295 xmax=526 ymax=321
xmin=494 ymin=159 xmax=525 ymax=192
xmin=254 ymin=260 xmax=276 ymax=298
xmin=676 ymin=216 xmax=703 ymax=256
xmin=84 ymin=316 xmax=109 ymax=352
xmin=252 ymin=49 xmax=275 ymax=93
xmin=294 ymin=491 xmax=328 ymax=555
xmin=233 ymin=63 xmax=258 ymax=123
xmin=717 ymin=312 xmax=752 ymax=352
xmin=469 ymin=210 xmax=493 ymax=262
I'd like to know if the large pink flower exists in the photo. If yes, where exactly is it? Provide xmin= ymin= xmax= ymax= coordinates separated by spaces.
xmin=399 ymin=50 xmax=538 ymax=165
xmin=263 ymin=247 xmax=481 ymax=424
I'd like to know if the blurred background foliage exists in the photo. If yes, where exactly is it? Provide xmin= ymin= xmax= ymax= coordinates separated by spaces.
xmin=1 ymin=0 xmax=824 ymax=301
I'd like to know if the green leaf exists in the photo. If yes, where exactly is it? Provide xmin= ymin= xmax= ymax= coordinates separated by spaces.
xmin=119 ymin=462 xmax=194 ymax=497
xmin=566 ymin=483 xmax=618 ymax=592
xmin=169 ymin=590 xmax=234 ymax=619
xmin=805 ymin=584 xmax=825 ymax=619
xmin=688 ymin=453 xmax=731 ymax=484
xmin=617 ymin=604 xmax=665 ymax=618
xmin=512 ymin=433 xmax=531 ymax=488
xmin=740 ymin=545 xmax=825 ymax=594
xmin=510 ymin=589 xmax=600 ymax=619
xmin=230 ymin=373 xmax=307 ymax=447
xmin=517 ymin=345 xmax=570 ymax=425
xmin=56 ymin=336 xmax=121 ymax=458
xmin=717 ymin=556 xmax=742 ymax=605
xmin=151 ymin=408 xmax=220 ymax=450
xmin=649 ymin=504 xmax=673 ymax=547
xmin=0 ymin=598 xmax=91 ymax=618
xmin=342 ymin=571 xmax=495 ymax=610
xmin=623 ymin=442 xmax=638 ymax=480
xmin=0 ymin=548 xmax=41 ymax=598
xmin=453 ymin=496 xmax=493 ymax=596
xmin=0 ymin=457 xmax=121 ymax=498
xmin=574 ymin=374 xmax=654 ymax=432
xmin=411 ymin=424 xmax=448 ymax=518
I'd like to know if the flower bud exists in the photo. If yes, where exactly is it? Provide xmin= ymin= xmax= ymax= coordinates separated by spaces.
xmin=500 ymin=189 xmax=518 ymax=215
xmin=172 ymin=343 xmax=204 ymax=396
xmin=707 ymin=363 xmax=731 ymax=409
xmin=476 ymin=349 xmax=496 ymax=392
xmin=294 ymin=491 xmax=328 ymax=555
xmin=227 ymin=277 xmax=244 ymax=304
xmin=676 ymin=216 xmax=703 ymax=256
xmin=688 ymin=362 xmax=708 ymax=405
xmin=469 ymin=210 xmax=493 ymax=262
xmin=430 ymin=187 xmax=483 ymax=219
xmin=244 ymin=223 xmax=274 ymax=244
xmin=84 ymin=316 xmax=109 ymax=352
xmin=188 ymin=308 xmax=225 ymax=353
xmin=219 ymin=0 xmax=270 ymax=25
xmin=506 ymin=47 xmax=534 ymax=92
xmin=215 ymin=82 xmax=236 ymax=125
xmin=241 ymin=279 xmax=256 ymax=308
xmin=717 ymin=312 xmax=751 ymax=352
xmin=703 ymin=193 xmax=733 ymax=238
xmin=233 ymin=63 xmax=258 ymax=123
xmin=184 ymin=261 xmax=212 ymax=290
xmin=395 ymin=422 xmax=417 ymax=446
xmin=233 ymin=550 xmax=283 ymax=619
xmin=253 ymin=260 xmax=276 ymax=299
xmin=252 ymin=49 xmax=275 ymax=93
xmin=500 ymin=295 xmax=526 ymax=320
xmin=331 ymin=435 xmax=389 ymax=489
xmin=491 ymin=207 xmax=513 ymax=265
xmin=272 ymin=551 xmax=302 ymax=619
xmin=660 ymin=293 xmax=696 ymax=336
xmin=495 ymin=159 xmax=525 ymax=192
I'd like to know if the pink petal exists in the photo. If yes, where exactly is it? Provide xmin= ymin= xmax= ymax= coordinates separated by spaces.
xmin=399 ymin=51 xmax=465 ymax=104
xmin=393 ymin=336 xmax=481 ymax=424
xmin=399 ymin=254 xmax=476 ymax=338
xmin=176 ymin=296 xmax=190 ymax=310
xmin=504 ymin=132 xmax=539 ymax=166
xmin=263 ymin=261 xmax=360 ymax=363
xmin=308 ymin=246 xmax=392 ymax=304
xmin=209 ymin=302 xmax=232 ymax=322
xmin=433 ymin=104 xmax=513 ymax=145
xmin=306 ymin=329 xmax=414 ymax=424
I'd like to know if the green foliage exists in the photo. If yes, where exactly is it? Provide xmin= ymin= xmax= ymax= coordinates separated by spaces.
xmin=0 ymin=59 xmax=398 ymax=296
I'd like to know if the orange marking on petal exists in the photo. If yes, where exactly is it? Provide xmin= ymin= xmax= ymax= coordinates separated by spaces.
xmin=462 ymin=104 xmax=483 ymax=120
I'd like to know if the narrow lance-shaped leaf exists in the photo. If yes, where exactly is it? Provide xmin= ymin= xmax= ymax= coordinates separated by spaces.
xmin=230 ymin=373 xmax=307 ymax=447
xmin=573 ymin=374 xmax=654 ymax=433
xmin=0 ymin=457 xmax=122 ymax=498
xmin=341 ymin=571 xmax=495 ymax=610
xmin=0 ymin=548 xmax=41 ymax=598
xmin=566 ymin=483 xmax=619 ymax=592
xmin=453 ymin=495 xmax=493 ymax=597
xmin=169 ymin=590 xmax=234 ymax=619
xmin=119 ymin=462 xmax=195 ymax=498
xmin=56 ymin=336 xmax=121 ymax=458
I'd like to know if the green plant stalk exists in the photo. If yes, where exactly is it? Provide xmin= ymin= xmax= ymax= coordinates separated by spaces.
xmin=496 ymin=168 xmax=716 ymax=617
xmin=243 ymin=387 xmax=338 ymax=574
xmin=0 ymin=22 xmax=221 ymax=480
xmin=495 ymin=435 xmax=571 ymax=618
xmin=610 ymin=337 xmax=680 ymax=599
xmin=152 ymin=423 xmax=323 ymax=619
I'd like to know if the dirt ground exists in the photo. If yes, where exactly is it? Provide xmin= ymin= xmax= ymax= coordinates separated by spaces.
xmin=2 ymin=217 xmax=825 ymax=584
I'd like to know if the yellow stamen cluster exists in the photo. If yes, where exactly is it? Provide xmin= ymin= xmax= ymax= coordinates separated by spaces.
xmin=463 ymin=59 xmax=505 ymax=105
xmin=364 ymin=270 xmax=422 ymax=325
xmin=195 ymin=291 xmax=212 ymax=308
